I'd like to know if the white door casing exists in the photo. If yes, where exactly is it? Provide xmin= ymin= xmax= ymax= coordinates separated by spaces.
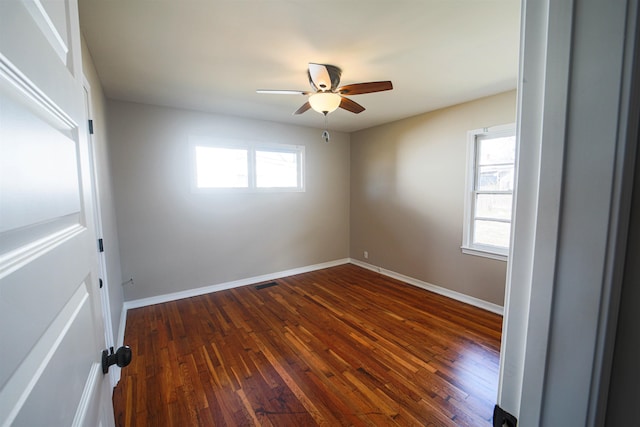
xmin=0 ymin=0 xmax=114 ymax=426
xmin=83 ymin=82 xmax=118 ymax=388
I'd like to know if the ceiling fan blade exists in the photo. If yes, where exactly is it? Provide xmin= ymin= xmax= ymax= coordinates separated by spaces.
xmin=339 ymin=96 xmax=365 ymax=114
xmin=257 ymin=89 xmax=309 ymax=95
xmin=338 ymin=81 xmax=393 ymax=95
xmin=293 ymin=102 xmax=312 ymax=115
xmin=308 ymin=63 xmax=342 ymax=91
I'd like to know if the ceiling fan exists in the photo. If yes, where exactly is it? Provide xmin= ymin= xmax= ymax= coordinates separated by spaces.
xmin=257 ymin=63 xmax=393 ymax=116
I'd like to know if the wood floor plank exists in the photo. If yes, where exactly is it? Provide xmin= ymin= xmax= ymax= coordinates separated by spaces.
xmin=113 ymin=264 xmax=502 ymax=426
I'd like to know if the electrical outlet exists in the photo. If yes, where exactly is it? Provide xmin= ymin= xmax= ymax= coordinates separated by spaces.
xmin=364 ymin=251 xmax=369 ymax=259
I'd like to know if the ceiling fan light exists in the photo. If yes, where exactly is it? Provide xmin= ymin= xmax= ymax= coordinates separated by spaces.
xmin=308 ymin=92 xmax=341 ymax=114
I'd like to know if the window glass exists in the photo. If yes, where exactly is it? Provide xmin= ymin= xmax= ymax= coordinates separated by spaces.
xmin=477 ymin=165 xmax=514 ymax=191
xmin=256 ymin=150 xmax=298 ymax=188
xmin=195 ymin=146 xmax=248 ymax=188
xmin=478 ymin=136 xmax=516 ymax=165
xmin=473 ymin=220 xmax=511 ymax=248
xmin=475 ymin=194 xmax=512 ymax=220
xmin=192 ymin=139 xmax=304 ymax=192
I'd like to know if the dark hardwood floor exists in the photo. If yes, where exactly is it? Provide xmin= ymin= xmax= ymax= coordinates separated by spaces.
xmin=113 ymin=264 xmax=502 ymax=426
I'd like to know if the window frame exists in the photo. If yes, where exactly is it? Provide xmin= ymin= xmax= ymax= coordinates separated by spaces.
xmin=190 ymin=136 xmax=305 ymax=193
xmin=461 ymin=123 xmax=516 ymax=261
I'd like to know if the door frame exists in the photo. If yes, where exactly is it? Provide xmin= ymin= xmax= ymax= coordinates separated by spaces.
xmin=82 ymin=77 xmax=117 ymax=387
xmin=497 ymin=0 xmax=640 ymax=424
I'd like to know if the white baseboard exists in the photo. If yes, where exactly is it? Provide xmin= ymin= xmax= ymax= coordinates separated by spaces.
xmin=116 ymin=305 xmax=127 ymax=349
xmin=349 ymin=258 xmax=504 ymax=315
xmin=114 ymin=258 xmax=351 ymax=385
xmin=115 ymin=256 xmax=502 ymax=373
xmin=122 ymin=258 xmax=351 ymax=312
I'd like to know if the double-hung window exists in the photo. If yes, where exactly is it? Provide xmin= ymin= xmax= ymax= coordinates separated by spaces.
xmin=462 ymin=124 xmax=516 ymax=260
xmin=191 ymin=136 xmax=305 ymax=192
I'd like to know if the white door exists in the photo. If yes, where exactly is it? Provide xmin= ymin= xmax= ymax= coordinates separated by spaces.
xmin=0 ymin=0 xmax=114 ymax=425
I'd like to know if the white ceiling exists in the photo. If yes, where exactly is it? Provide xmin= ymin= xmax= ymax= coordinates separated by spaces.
xmin=79 ymin=1 xmax=520 ymax=133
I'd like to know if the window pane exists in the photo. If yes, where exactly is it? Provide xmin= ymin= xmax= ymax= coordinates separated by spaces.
xmin=475 ymin=194 xmax=512 ymax=220
xmin=195 ymin=146 xmax=248 ymax=188
xmin=477 ymin=164 xmax=514 ymax=191
xmin=256 ymin=150 xmax=298 ymax=188
xmin=473 ymin=220 xmax=511 ymax=248
xmin=478 ymin=135 xmax=515 ymax=165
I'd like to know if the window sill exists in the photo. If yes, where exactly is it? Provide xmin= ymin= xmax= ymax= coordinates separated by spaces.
xmin=461 ymin=246 xmax=508 ymax=262
xmin=191 ymin=186 xmax=305 ymax=194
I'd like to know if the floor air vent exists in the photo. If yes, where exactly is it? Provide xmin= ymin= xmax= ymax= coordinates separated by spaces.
xmin=255 ymin=281 xmax=278 ymax=290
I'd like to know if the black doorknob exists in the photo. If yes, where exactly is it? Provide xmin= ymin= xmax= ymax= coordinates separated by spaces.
xmin=102 ymin=346 xmax=132 ymax=374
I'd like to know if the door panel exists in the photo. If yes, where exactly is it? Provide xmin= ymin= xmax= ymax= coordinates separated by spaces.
xmin=0 ymin=68 xmax=81 ymax=252
xmin=25 ymin=0 xmax=70 ymax=63
xmin=0 ymin=83 xmax=81 ymax=234
xmin=0 ymin=0 xmax=113 ymax=425
xmin=0 ymin=231 xmax=92 ymax=387
xmin=9 ymin=283 xmax=93 ymax=426
xmin=0 ymin=3 xmax=78 ymax=114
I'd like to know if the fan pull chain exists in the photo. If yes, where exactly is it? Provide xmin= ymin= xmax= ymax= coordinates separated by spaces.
xmin=322 ymin=112 xmax=330 ymax=143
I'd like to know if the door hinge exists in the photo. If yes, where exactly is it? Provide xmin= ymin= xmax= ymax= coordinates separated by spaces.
xmin=98 ymin=238 xmax=104 ymax=252
xmin=88 ymin=119 xmax=94 ymax=134
xmin=99 ymin=278 xmax=103 ymax=289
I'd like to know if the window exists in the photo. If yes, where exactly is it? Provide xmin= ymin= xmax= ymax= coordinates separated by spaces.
xmin=195 ymin=146 xmax=248 ymax=188
xmin=462 ymin=124 xmax=516 ymax=260
xmin=192 ymin=137 xmax=304 ymax=192
xmin=255 ymin=149 xmax=299 ymax=188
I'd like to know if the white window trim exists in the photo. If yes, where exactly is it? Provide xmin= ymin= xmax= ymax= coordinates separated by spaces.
xmin=189 ymin=136 xmax=305 ymax=193
xmin=254 ymin=144 xmax=305 ymax=192
xmin=461 ymin=123 xmax=515 ymax=261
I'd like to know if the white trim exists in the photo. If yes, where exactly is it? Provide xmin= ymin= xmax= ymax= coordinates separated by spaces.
xmin=19 ymin=0 xmax=69 ymax=64
xmin=116 ymin=259 xmax=352 ymax=380
xmin=119 ymin=257 xmax=502 ymax=330
xmin=0 ymin=224 xmax=85 ymax=279
xmin=349 ymin=259 xmax=504 ymax=315
xmin=123 ymin=258 xmax=350 ymax=311
xmin=462 ymin=123 xmax=516 ymax=258
xmin=82 ymin=74 xmax=91 ymax=92
xmin=461 ymin=246 xmax=508 ymax=262
xmin=498 ymin=0 xmax=640 ymax=423
xmin=190 ymin=136 xmax=306 ymax=193
xmin=114 ymin=257 xmax=503 ymax=391
xmin=81 ymin=81 xmax=118 ymax=389
xmin=117 ymin=304 xmax=127 ymax=350
xmin=71 ymin=363 xmax=101 ymax=427
xmin=0 ymin=52 xmax=76 ymax=130
xmin=109 ymin=304 xmax=129 ymax=388
xmin=470 ymin=123 xmax=517 ymax=138
xmin=115 ymin=259 xmax=352 ymax=383
xmin=496 ymin=0 xmax=553 ymax=417
xmin=1 ymin=284 xmax=89 ymax=427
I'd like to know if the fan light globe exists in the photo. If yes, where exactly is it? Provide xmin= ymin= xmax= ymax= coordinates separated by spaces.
xmin=309 ymin=92 xmax=341 ymax=114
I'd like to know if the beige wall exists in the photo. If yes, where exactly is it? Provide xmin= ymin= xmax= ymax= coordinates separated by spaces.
xmin=350 ymin=91 xmax=517 ymax=306
xmin=107 ymin=100 xmax=351 ymax=301
xmin=81 ymin=36 xmax=125 ymax=343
